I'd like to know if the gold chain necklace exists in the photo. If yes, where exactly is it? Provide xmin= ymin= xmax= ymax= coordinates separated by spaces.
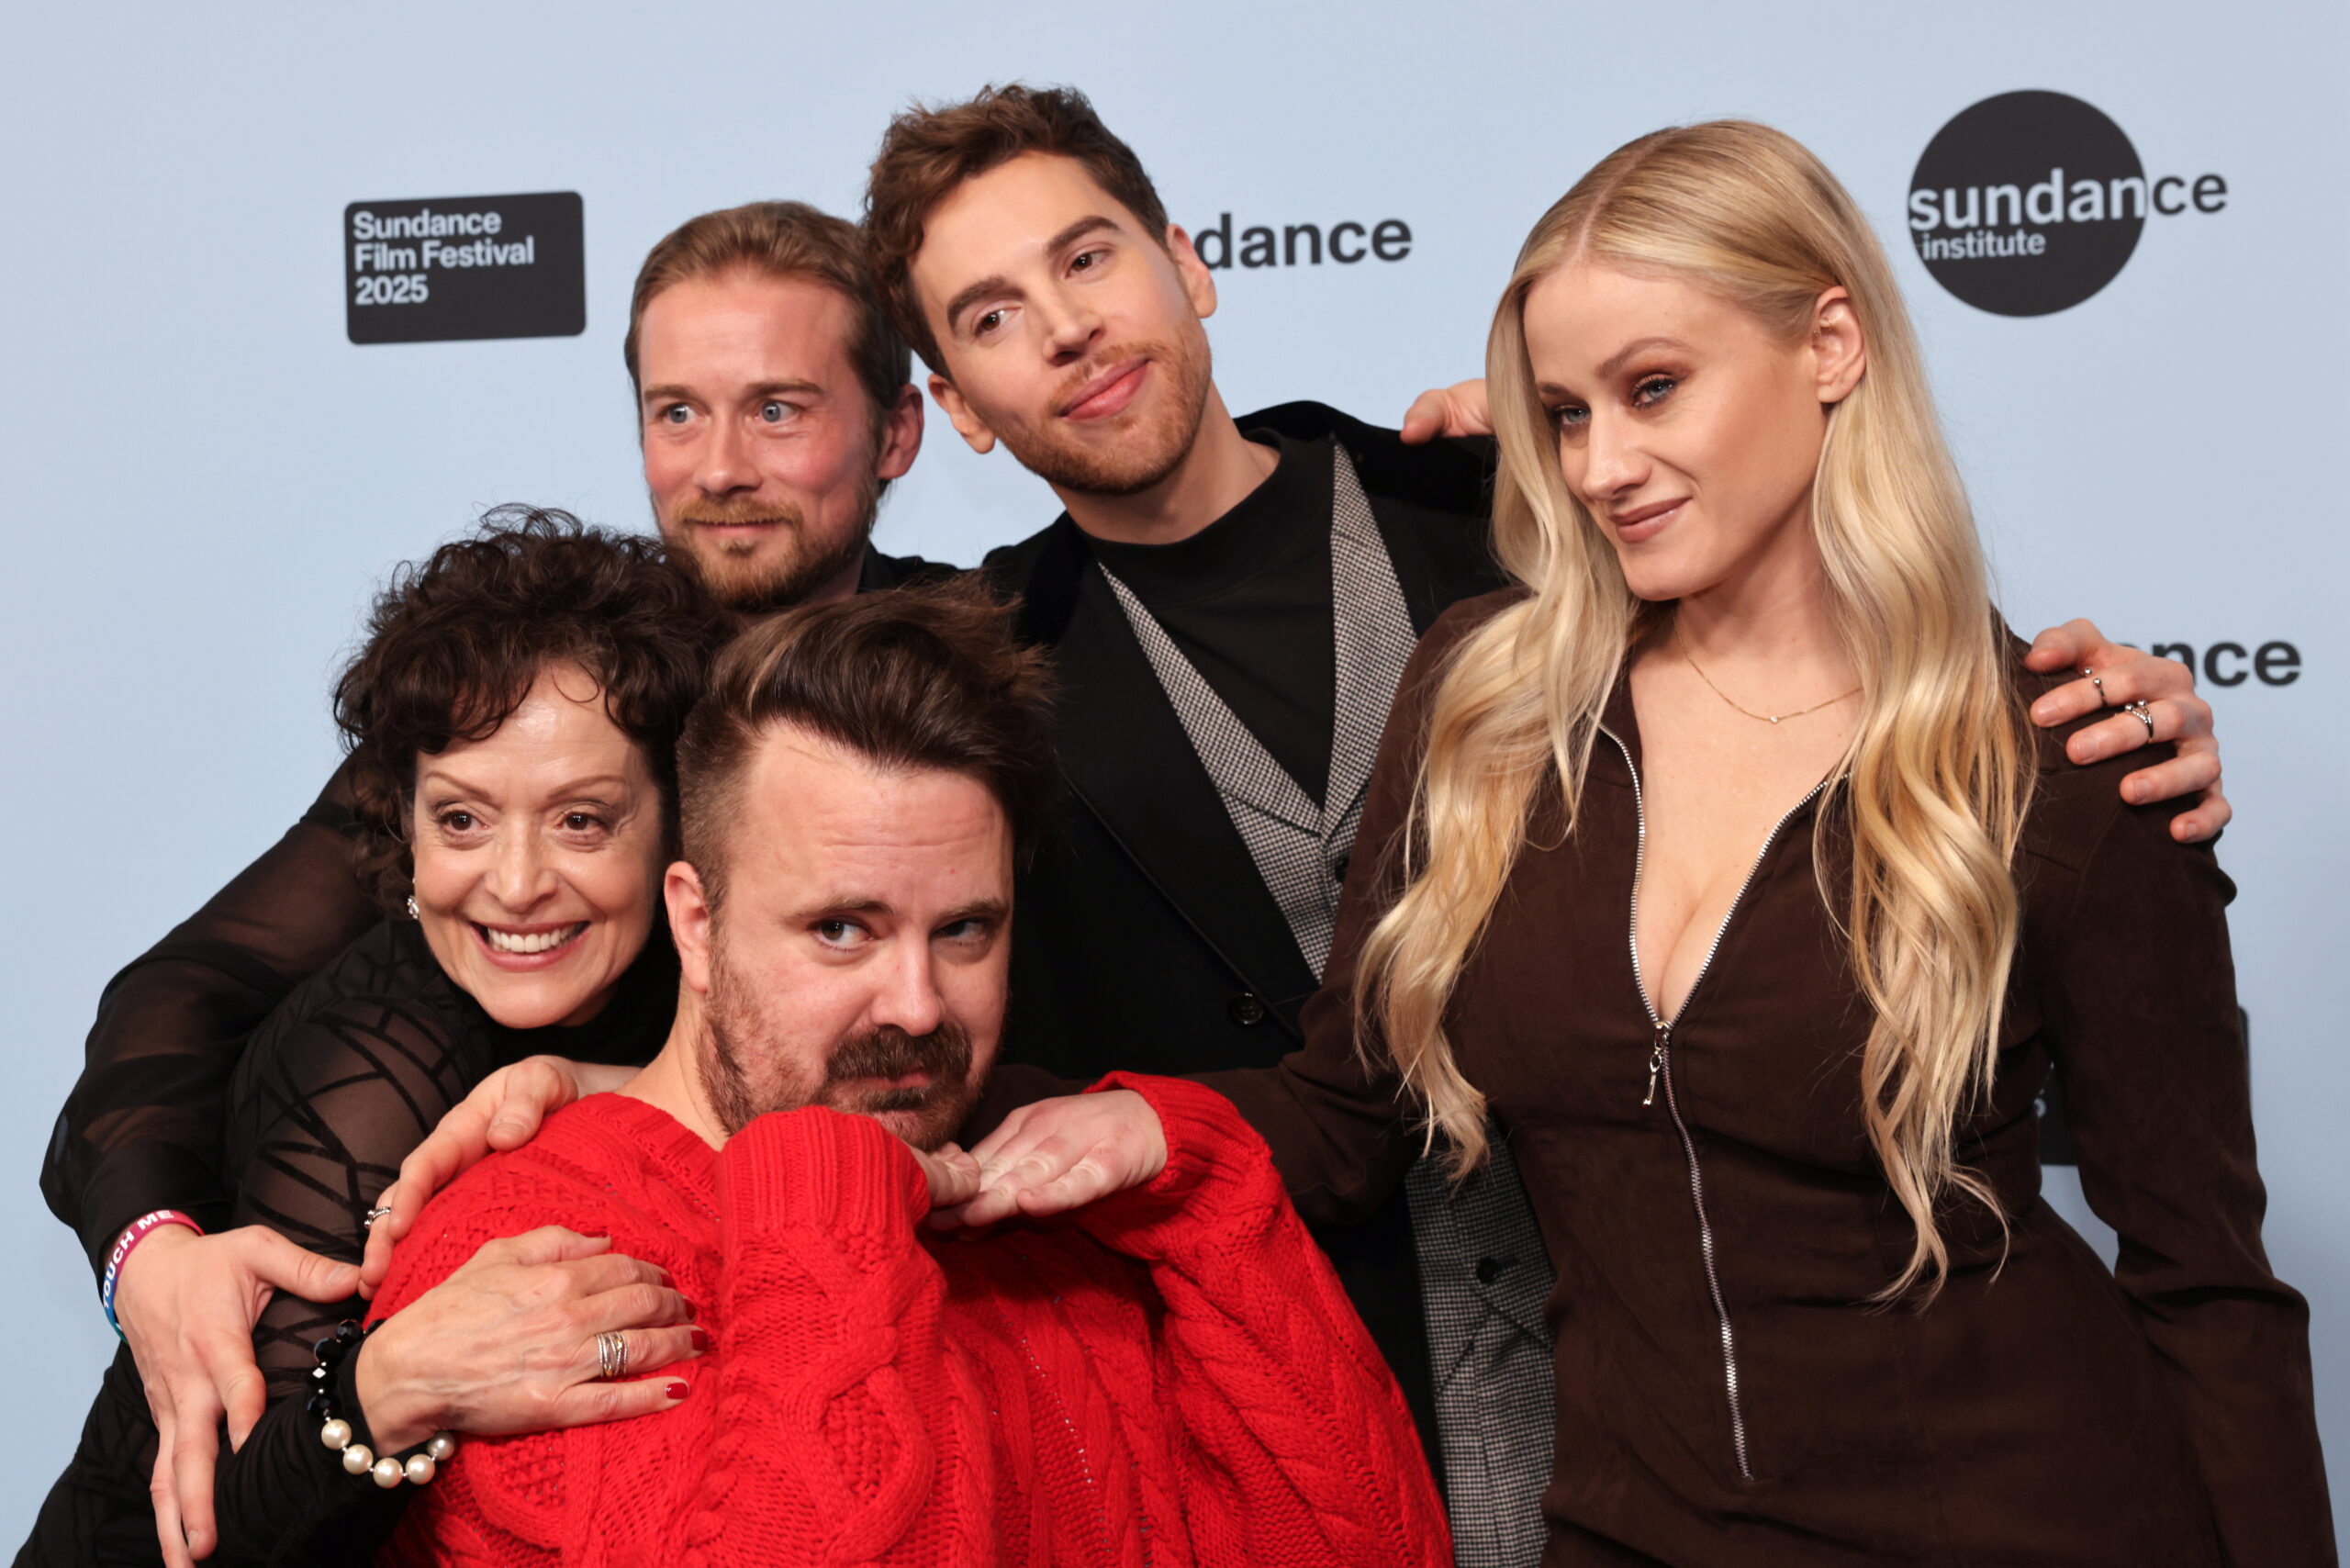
xmin=1681 ymin=635 xmax=1862 ymax=725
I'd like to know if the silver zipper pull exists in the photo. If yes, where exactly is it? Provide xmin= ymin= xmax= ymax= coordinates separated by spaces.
xmin=1642 ymin=1030 xmax=1666 ymax=1107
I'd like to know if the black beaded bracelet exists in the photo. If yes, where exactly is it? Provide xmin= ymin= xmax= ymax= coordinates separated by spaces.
xmin=308 ymin=1318 xmax=457 ymax=1489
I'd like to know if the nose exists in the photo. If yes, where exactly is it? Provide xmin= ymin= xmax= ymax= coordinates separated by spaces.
xmin=692 ymin=412 xmax=755 ymax=497
xmin=1035 ymin=288 xmax=1103 ymax=365
xmin=483 ymin=823 xmax=558 ymax=914
xmin=1579 ymin=409 xmax=1649 ymax=503
xmin=868 ymin=935 xmax=947 ymax=1041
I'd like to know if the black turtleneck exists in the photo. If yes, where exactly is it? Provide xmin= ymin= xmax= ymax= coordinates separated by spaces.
xmin=1088 ymin=432 xmax=1338 ymax=807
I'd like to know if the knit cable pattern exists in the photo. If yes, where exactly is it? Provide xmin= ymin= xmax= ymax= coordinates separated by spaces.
xmin=370 ymin=1082 xmax=1451 ymax=1568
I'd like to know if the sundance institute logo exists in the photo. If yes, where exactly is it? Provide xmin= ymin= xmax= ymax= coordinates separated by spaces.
xmin=1908 ymin=90 xmax=2226 ymax=316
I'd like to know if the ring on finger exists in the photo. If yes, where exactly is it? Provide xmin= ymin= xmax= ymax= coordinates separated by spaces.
xmin=2081 ymin=666 xmax=2109 ymax=707
xmin=364 ymin=1206 xmax=395 ymax=1229
xmin=595 ymin=1329 xmax=629 ymax=1382
xmin=2123 ymin=699 xmax=2156 ymax=740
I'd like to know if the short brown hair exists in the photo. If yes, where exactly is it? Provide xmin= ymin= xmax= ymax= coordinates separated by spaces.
xmin=677 ymin=579 xmax=1057 ymax=906
xmin=864 ymin=84 xmax=1170 ymax=374
xmin=623 ymin=200 xmax=912 ymax=433
xmin=334 ymin=507 xmax=733 ymax=909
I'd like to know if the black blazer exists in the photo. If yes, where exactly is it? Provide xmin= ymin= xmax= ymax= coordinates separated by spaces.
xmin=979 ymin=400 xmax=1505 ymax=1452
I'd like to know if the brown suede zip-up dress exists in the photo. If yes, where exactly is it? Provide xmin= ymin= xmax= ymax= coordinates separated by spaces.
xmin=1209 ymin=591 xmax=2332 ymax=1567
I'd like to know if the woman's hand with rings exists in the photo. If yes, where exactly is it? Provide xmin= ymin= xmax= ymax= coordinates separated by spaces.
xmin=355 ymin=1226 xmax=702 ymax=1454
xmin=2023 ymin=620 xmax=2228 ymax=842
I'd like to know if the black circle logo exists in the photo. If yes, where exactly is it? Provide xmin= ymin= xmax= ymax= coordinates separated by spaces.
xmin=1908 ymin=91 xmax=2145 ymax=316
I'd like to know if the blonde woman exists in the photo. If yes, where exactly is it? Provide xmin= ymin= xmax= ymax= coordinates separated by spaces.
xmin=1161 ymin=123 xmax=2326 ymax=1564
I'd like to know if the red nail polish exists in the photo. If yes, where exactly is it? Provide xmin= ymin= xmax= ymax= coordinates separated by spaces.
xmin=691 ymin=1328 xmax=711 ymax=1352
xmin=667 ymin=1381 xmax=688 ymax=1400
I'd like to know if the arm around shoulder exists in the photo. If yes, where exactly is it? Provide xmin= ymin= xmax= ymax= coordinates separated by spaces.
xmin=46 ymin=759 xmax=382 ymax=1275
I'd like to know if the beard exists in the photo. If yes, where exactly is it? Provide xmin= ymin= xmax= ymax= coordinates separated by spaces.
xmin=663 ymin=471 xmax=880 ymax=615
xmin=700 ymin=934 xmax=979 ymax=1150
xmin=990 ymin=330 xmax=1213 ymax=498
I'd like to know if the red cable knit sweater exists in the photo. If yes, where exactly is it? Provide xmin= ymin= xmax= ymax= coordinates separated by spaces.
xmin=367 ymin=1073 xmax=1451 ymax=1567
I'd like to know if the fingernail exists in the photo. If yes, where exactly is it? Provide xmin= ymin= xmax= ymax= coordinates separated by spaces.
xmin=690 ymin=1328 xmax=711 ymax=1352
xmin=657 ymin=1270 xmax=675 ymax=1289
xmin=666 ymin=1381 xmax=688 ymax=1400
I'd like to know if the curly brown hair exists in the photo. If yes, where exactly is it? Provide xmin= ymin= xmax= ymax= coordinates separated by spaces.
xmin=863 ymin=84 xmax=1170 ymax=375
xmin=334 ymin=507 xmax=733 ymax=911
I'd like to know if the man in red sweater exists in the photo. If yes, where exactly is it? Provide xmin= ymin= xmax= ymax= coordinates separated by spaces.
xmin=364 ymin=584 xmax=1451 ymax=1567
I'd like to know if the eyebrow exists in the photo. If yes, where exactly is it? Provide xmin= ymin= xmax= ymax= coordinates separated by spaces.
xmin=797 ymin=896 xmax=1013 ymax=927
xmin=1595 ymin=336 xmax=1687 ymax=381
xmin=941 ymin=215 xmax=1124 ymax=335
xmin=416 ymin=769 xmax=636 ymax=803
xmin=639 ymin=378 xmax=823 ymax=409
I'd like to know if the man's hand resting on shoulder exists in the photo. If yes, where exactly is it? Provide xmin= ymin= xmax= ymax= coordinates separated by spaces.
xmin=933 ymin=1090 xmax=1168 ymax=1228
xmin=359 ymin=1056 xmax=636 ymax=1294
xmin=115 ymin=1224 xmax=359 ymax=1567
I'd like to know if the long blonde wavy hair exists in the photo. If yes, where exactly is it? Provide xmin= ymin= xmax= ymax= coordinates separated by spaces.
xmin=1360 ymin=121 xmax=2034 ymax=1299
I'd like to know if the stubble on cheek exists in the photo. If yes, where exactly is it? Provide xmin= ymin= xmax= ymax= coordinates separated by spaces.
xmin=991 ymin=331 xmax=1212 ymax=498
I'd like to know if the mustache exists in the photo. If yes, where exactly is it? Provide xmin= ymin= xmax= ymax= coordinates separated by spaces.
xmin=672 ymin=495 xmax=806 ymax=530
xmin=825 ymin=1021 xmax=974 ymax=1091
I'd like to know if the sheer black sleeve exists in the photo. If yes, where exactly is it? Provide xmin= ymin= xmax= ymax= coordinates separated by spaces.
xmin=42 ymin=762 xmax=382 ymax=1281
xmin=18 ymin=922 xmax=478 ymax=1568
xmin=205 ymin=920 xmax=498 ymax=1564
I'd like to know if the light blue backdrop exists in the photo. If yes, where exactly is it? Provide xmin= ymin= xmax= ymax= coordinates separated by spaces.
xmin=3 ymin=0 xmax=2343 ymax=1547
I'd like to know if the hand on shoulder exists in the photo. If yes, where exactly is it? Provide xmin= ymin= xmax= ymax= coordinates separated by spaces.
xmin=2021 ymin=620 xmax=2227 ymax=842
xmin=359 ymin=1055 xmax=634 ymax=1294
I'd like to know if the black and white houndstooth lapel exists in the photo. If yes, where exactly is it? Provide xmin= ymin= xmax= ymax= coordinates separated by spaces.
xmin=1099 ymin=445 xmax=1415 ymax=976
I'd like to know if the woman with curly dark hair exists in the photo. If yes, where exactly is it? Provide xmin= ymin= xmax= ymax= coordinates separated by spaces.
xmin=28 ymin=508 xmax=734 ymax=1566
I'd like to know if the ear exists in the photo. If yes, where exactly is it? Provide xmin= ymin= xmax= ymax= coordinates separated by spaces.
xmin=665 ymin=860 xmax=716 ymax=995
xmin=1166 ymin=225 xmax=1219 ymax=322
xmin=1810 ymin=286 xmax=1868 ymax=405
xmin=928 ymin=372 xmax=999 ymax=456
xmin=877 ymin=382 xmax=925 ymax=481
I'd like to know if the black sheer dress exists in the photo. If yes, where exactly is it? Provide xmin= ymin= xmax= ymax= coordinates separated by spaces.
xmin=20 ymin=916 xmax=677 ymax=1566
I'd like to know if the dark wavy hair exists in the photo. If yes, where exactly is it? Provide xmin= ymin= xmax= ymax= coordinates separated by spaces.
xmin=333 ymin=507 xmax=733 ymax=910
xmin=677 ymin=577 xmax=1058 ymax=910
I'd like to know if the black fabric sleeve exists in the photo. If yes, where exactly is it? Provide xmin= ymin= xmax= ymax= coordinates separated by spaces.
xmin=43 ymin=762 xmax=383 ymax=1282
xmin=204 ymin=936 xmax=498 ymax=1565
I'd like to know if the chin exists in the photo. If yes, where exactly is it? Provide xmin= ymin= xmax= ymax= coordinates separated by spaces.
xmin=474 ymin=986 xmax=597 ymax=1032
xmin=1614 ymin=549 xmax=1719 ymax=606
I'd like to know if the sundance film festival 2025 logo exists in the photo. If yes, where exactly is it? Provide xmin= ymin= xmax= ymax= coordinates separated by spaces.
xmin=345 ymin=191 xmax=585 ymax=345
xmin=1908 ymin=90 xmax=2226 ymax=315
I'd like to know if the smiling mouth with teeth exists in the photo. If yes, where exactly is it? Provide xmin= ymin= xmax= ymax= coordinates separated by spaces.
xmin=480 ymin=923 xmax=588 ymax=956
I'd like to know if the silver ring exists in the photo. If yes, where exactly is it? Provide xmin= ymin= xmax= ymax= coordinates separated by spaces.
xmin=2085 ymin=668 xmax=2109 ymax=706
xmin=364 ymin=1207 xmax=395 ymax=1230
xmin=2123 ymin=699 xmax=2155 ymax=740
xmin=595 ymin=1329 xmax=629 ymax=1382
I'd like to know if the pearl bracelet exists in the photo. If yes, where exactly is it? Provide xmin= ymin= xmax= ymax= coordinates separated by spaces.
xmin=308 ymin=1319 xmax=456 ymax=1488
